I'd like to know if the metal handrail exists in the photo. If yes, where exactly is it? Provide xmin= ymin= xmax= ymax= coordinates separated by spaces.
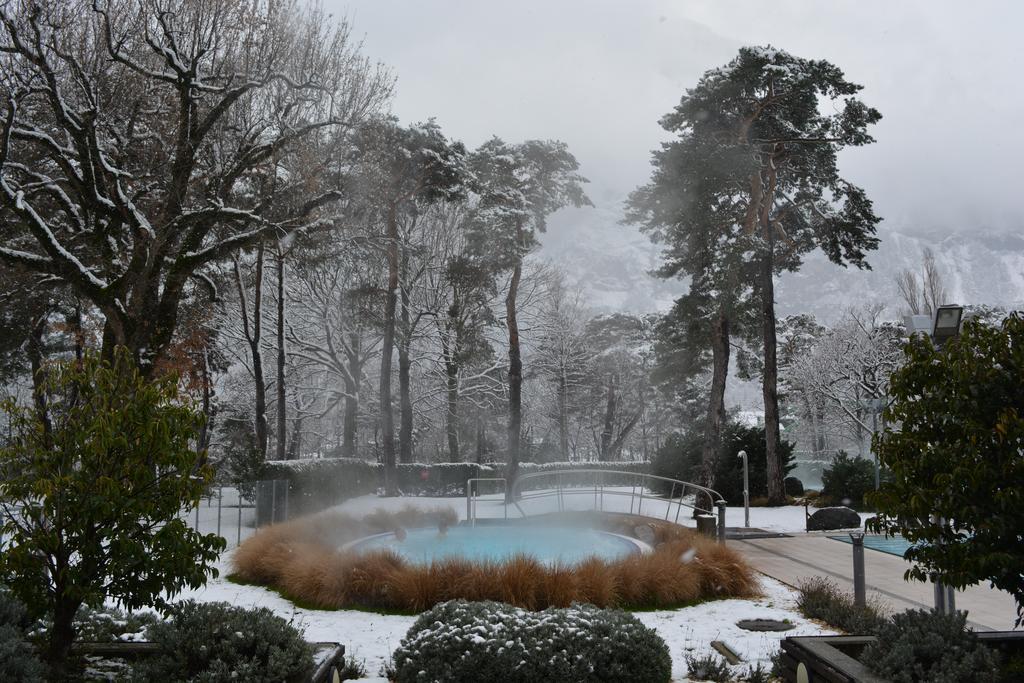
xmin=509 ymin=469 xmax=728 ymax=543
xmin=466 ymin=477 xmax=508 ymax=526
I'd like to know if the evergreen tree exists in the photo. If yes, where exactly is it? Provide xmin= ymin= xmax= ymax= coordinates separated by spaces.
xmin=630 ymin=46 xmax=881 ymax=503
xmin=467 ymin=138 xmax=590 ymax=497
xmin=350 ymin=119 xmax=465 ymax=494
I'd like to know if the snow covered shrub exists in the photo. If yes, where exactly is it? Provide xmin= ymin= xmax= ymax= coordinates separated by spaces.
xmin=683 ymin=651 xmax=733 ymax=682
xmin=0 ymin=591 xmax=44 ymax=683
xmin=861 ymin=609 xmax=1000 ymax=683
xmin=390 ymin=600 xmax=672 ymax=683
xmin=140 ymin=600 xmax=314 ymax=683
xmin=71 ymin=605 xmax=159 ymax=643
xmin=796 ymin=577 xmax=888 ymax=635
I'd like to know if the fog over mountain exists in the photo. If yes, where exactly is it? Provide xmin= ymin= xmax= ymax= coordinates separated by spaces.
xmin=334 ymin=0 xmax=1024 ymax=323
xmin=540 ymin=214 xmax=1024 ymax=323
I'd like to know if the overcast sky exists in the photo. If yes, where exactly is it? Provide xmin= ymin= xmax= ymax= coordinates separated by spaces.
xmin=327 ymin=0 xmax=1024 ymax=238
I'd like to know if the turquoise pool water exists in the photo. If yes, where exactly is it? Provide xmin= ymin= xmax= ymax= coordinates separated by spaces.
xmin=830 ymin=534 xmax=913 ymax=557
xmin=349 ymin=525 xmax=641 ymax=565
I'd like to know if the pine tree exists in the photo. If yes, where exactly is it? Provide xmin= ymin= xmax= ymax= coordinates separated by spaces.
xmin=349 ymin=119 xmax=465 ymax=494
xmin=630 ymin=46 xmax=881 ymax=503
xmin=467 ymin=138 xmax=590 ymax=498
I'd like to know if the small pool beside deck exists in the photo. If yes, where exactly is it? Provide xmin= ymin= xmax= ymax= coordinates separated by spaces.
xmin=829 ymin=534 xmax=914 ymax=557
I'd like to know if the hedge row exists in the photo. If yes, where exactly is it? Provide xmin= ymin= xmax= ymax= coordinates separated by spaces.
xmin=260 ymin=459 xmax=651 ymax=516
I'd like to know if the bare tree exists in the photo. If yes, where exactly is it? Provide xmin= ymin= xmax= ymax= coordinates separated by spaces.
xmin=789 ymin=304 xmax=903 ymax=455
xmin=0 ymin=0 xmax=391 ymax=374
xmin=896 ymin=246 xmax=948 ymax=316
xmin=286 ymin=239 xmax=382 ymax=457
xmin=229 ymin=246 xmax=269 ymax=458
xmin=533 ymin=275 xmax=591 ymax=460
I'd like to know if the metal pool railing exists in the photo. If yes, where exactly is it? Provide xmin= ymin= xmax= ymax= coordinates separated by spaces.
xmin=505 ymin=469 xmax=728 ymax=543
xmin=466 ymin=477 xmax=508 ymax=526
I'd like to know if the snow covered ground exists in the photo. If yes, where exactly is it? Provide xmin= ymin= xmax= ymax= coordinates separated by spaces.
xmin=177 ymin=553 xmax=830 ymax=681
xmin=174 ymin=492 xmax=853 ymax=681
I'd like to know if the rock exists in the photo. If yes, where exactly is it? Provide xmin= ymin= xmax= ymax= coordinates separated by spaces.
xmin=807 ymin=506 xmax=862 ymax=531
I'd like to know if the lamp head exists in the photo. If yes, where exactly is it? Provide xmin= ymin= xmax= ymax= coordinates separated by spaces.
xmin=932 ymin=305 xmax=964 ymax=346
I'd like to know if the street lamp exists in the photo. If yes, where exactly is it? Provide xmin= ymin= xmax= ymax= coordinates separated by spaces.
xmin=903 ymin=304 xmax=964 ymax=347
xmin=902 ymin=305 xmax=965 ymax=616
xmin=932 ymin=305 xmax=964 ymax=347
xmin=849 ymin=530 xmax=866 ymax=607
xmin=737 ymin=450 xmax=749 ymax=528
xmin=863 ymin=397 xmax=885 ymax=490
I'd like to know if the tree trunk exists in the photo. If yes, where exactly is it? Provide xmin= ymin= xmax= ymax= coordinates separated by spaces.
xmin=805 ymin=391 xmax=821 ymax=458
xmin=275 ymin=246 xmax=287 ymax=460
xmin=599 ymin=374 xmax=617 ymax=461
xmin=505 ymin=253 xmax=523 ymax=502
xmin=27 ymin=313 xmax=51 ymax=439
xmin=287 ymin=406 xmax=302 ymax=460
xmin=380 ymin=209 xmax=399 ymax=494
xmin=761 ymin=211 xmax=785 ymax=505
xmin=197 ymin=344 xmax=213 ymax=455
xmin=47 ymin=594 xmax=79 ymax=673
xmin=234 ymin=243 xmax=268 ymax=460
xmin=557 ymin=370 xmax=569 ymax=460
xmin=608 ymin=411 xmax=641 ymax=460
xmin=476 ymin=416 xmax=486 ymax=464
xmin=398 ymin=254 xmax=414 ymax=463
xmin=701 ymin=307 xmax=731 ymax=489
xmin=342 ymin=334 xmax=361 ymax=457
xmin=445 ymin=358 xmax=461 ymax=462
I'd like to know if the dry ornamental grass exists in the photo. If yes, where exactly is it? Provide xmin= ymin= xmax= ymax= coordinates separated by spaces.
xmin=231 ymin=506 xmax=758 ymax=612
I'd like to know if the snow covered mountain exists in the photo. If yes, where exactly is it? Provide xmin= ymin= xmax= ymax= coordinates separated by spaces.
xmin=540 ymin=207 xmax=1024 ymax=323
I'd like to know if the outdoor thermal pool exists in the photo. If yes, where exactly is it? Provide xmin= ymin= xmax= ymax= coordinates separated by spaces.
xmin=346 ymin=524 xmax=647 ymax=565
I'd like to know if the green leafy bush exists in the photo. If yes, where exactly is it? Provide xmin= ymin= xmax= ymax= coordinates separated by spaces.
xmin=0 ymin=349 xmax=224 ymax=666
xmin=821 ymin=452 xmax=876 ymax=509
xmin=140 ymin=600 xmax=314 ymax=683
xmin=391 ymin=600 xmax=671 ymax=683
xmin=0 ymin=591 xmax=44 ymax=683
xmin=796 ymin=577 xmax=888 ymax=635
xmin=861 ymin=609 xmax=999 ymax=683
xmin=869 ymin=315 xmax=1024 ymax=625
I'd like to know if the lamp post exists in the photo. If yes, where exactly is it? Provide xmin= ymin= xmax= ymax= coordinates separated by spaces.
xmin=864 ymin=397 xmax=885 ymax=490
xmin=903 ymin=305 xmax=964 ymax=616
xmin=849 ymin=530 xmax=866 ymax=607
xmin=737 ymin=450 xmax=749 ymax=528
